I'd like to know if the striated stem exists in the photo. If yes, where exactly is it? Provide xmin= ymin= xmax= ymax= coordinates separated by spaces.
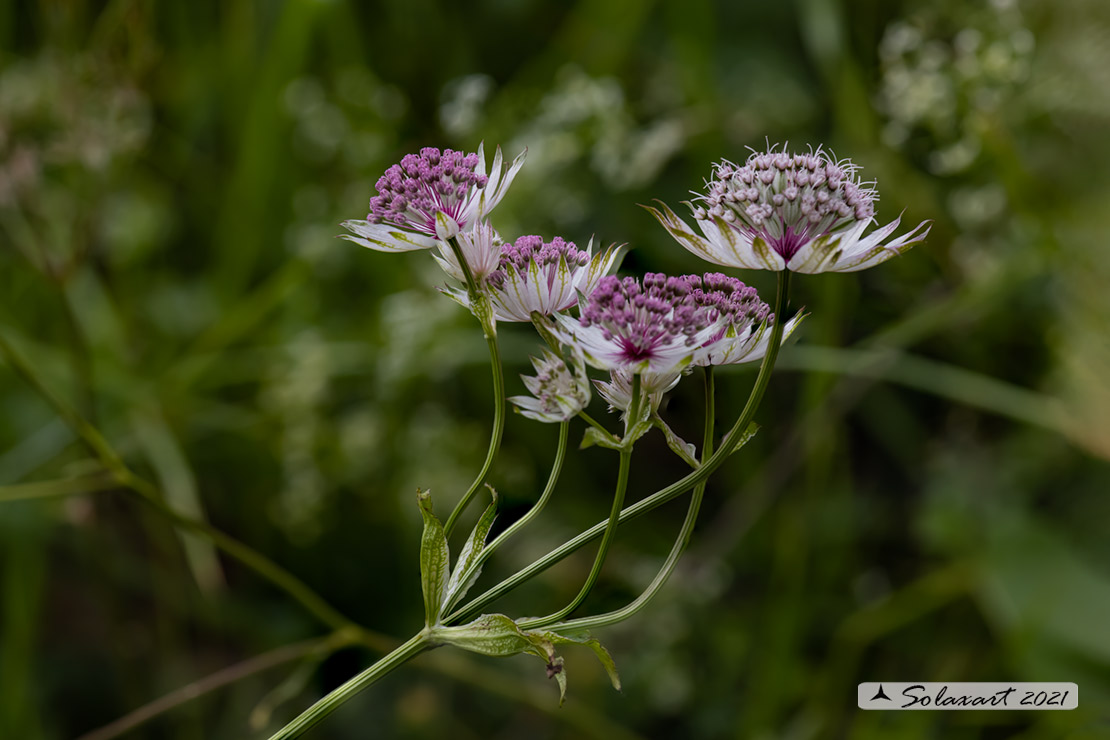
xmin=517 ymin=376 xmax=641 ymax=629
xmin=442 ymin=421 xmax=569 ymax=616
xmin=519 ymin=446 xmax=632 ymax=629
xmin=443 ymin=235 xmax=506 ymax=540
xmin=448 ymin=271 xmax=791 ymax=623
xmin=267 ymin=632 xmax=434 ymax=740
xmin=553 ymin=367 xmax=716 ymax=632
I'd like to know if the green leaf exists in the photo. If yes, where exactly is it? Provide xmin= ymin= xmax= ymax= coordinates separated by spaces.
xmin=444 ymin=486 xmax=499 ymax=606
xmin=652 ymin=413 xmax=698 ymax=468
xmin=431 ymin=613 xmax=536 ymax=657
xmin=580 ymin=426 xmax=622 ymax=451
xmin=727 ymin=422 xmax=761 ymax=456
xmin=431 ymin=614 xmax=621 ymax=706
xmin=545 ymin=631 xmax=622 ymax=693
xmin=133 ymin=407 xmax=225 ymax=593
xmin=622 ymin=418 xmax=653 ymax=449
xmin=417 ymin=490 xmax=450 ymax=627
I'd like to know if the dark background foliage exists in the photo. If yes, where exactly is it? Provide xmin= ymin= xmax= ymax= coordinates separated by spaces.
xmin=2 ymin=0 xmax=1109 ymax=738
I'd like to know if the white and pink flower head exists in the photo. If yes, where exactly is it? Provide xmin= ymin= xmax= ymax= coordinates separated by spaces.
xmin=556 ymin=273 xmax=721 ymax=387
xmin=485 ymin=234 xmax=621 ymax=322
xmin=688 ymin=272 xmax=803 ymax=367
xmin=341 ymin=143 xmax=524 ymax=252
xmin=647 ymin=144 xmax=930 ymax=273
xmin=561 ymin=271 xmax=801 ymax=398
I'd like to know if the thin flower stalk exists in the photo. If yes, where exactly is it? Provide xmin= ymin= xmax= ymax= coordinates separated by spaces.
xmin=440 ymin=421 xmax=570 ymax=616
xmin=446 ymin=271 xmax=791 ymax=624
xmin=516 ymin=375 xmax=641 ymax=630
xmin=553 ymin=368 xmax=716 ymax=633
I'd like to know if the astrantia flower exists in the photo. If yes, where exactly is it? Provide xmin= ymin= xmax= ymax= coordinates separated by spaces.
xmin=341 ymin=143 xmax=525 ymax=252
xmin=509 ymin=348 xmax=591 ymax=423
xmin=481 ymin=235 xmax=622 ymax=322
xmin=555 ymin=273 xmax=724 ymax=383
xmin=687 ymin=272 xmax=803 ymax=367
xmin=647 ymin=145 xmax=930 ymax=273
xmin=432 ymin=221 xmax=503 ymax=285
xmin=594 ymin=368 xmax=678 ymax=417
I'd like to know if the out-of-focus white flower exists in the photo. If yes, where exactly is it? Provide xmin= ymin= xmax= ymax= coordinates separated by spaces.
xmin=594 ymin=367 xmax=679 ymax=417
xmin=509 ymin=348 xmax=591 ymax=423
xmin=647 ymin=145 xmax=930 ymax=273
xmin=432 ymin=220 xmax=503 ymax=284
xmin=341 ymin=143 xmax=524 ymax=252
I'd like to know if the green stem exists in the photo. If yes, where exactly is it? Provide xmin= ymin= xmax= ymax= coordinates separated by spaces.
xmin=0 ymin=331 xmax=128 ymax=478
xmin=0 ymin=331 xmax=358 ymax=633
xmin=60 ymin=280 xmax=97 ymax=423
xmin=577 ymin=410 xmax=615 ymax=440
xmin=554 ymin=367 xmax=716 ymax=632
xmin=447 ymin=271 xmax=791 ymax=623
xmin=0 ymin=472 xmax=118 ymax=503
xmin=442 ymin=421 xmax=569 ymax=617
xmin=76 ymin=632 xmax=353 ymax=740
xmin=443 ymin=235 xmax=505 ymax=540
xmin=119 ymin=470 xmax=356 ymax=632
xmin=267 ymin=632 xmax=433 ymax=740
xmin=518 ymin=378 xmax=640 ymax=630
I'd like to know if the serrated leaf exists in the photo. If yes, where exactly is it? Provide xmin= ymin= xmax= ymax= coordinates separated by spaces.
xmin=444 ymin=486 xmax=499 ymax=606
xmin=417 ymin=490 xmax=450 ymax=627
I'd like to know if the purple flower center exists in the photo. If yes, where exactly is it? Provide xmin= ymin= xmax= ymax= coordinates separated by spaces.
xmin=693 ymin=148 xmax=877 ymax=260
xmin=488 ymin=235 xmax=589 ymax=290
xmin=580 ymin=273 xmax=715 ymax=365
xmin=688 ymin=272 xmax=772 ymax=344
xmin=367 ymin=147 xmax=488 ymax=235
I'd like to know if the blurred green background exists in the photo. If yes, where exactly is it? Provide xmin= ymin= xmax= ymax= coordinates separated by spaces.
xmin=3 ymin=0 xmax=1110 ymax=738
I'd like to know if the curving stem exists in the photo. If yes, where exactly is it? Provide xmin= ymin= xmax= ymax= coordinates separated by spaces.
xmin=551 ymin=366 xmax=716 ymax=632
xmin=516 ymin=375 xmax=641 ymax=629
xmin=442 ymin=235 xmax=506 ymax=540
xmin=447 ymin=270 xmax=791 ymax=623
